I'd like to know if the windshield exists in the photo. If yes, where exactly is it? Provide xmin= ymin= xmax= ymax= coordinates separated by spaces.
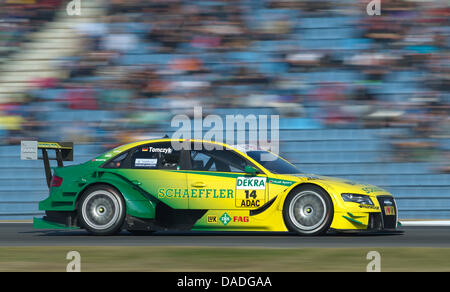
xmin=246 ymin=150 xmax=301 ymax=174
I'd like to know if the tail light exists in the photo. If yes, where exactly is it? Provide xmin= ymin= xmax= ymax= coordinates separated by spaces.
xmin=50 ymin=176 xmax=63 ymax=187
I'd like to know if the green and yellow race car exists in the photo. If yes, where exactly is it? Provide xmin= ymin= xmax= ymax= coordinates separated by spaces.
xmin=22 ymin=138 xmax=399 ymax=236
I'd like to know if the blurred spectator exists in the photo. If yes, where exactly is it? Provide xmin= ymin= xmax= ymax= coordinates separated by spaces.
xmin=0 ymin=0 xmax=62 ymax=62
xmin=0 ymin=0 xmax=448 ymax=171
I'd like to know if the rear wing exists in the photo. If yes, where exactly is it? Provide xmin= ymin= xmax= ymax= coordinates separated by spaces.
xmin=21 ymin=141 xmax=74 ymax=188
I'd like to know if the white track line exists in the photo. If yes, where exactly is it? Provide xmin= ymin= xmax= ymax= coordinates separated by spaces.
xmin=0 ymin=221 xmax=32 ymax=224
xmin=400 ymin=221 xmax=450 ymax=227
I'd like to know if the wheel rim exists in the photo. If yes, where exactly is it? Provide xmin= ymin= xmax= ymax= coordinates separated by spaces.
xmin=289 ymin=190 xmax=327 ymax=233
xmin=81 ymin=190 xmax=122 ymax=230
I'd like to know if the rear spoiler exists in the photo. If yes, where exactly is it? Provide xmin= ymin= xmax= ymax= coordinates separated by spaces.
xmin=21 ymin=141 xmax=74 ymax=188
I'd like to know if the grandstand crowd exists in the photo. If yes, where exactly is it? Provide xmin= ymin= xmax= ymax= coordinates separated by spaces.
xmin=0 ymin=0 xmax=448 ymax=170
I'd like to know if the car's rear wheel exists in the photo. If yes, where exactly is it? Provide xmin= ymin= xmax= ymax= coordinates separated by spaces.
xmin=283 ymin=185 xmax=333 ymax=236
xmin=78 ymin=185 xmax=125 ymax=236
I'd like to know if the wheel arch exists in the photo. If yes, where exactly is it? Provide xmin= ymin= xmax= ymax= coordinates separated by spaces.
xmin=277 ymin=182 xmax=337 ymax=212
xmin=75 ymin=181 xmax=123 ymax=209
xmin=74 ymin=174 xmax=157 ymax=219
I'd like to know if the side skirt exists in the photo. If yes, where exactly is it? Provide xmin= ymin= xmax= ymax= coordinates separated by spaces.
xmin=125 ymin=203 xmax=207 ymax=232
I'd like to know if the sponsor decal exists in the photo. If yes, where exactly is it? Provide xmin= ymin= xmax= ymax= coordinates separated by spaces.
xmin=158 ymin=188 xmax=234 ymax=199
xmin=233 ymin=216 xmax=249 ymax=223
xmin=236 ymin=177 xmax=266 ymax=190
xmin=359 ymin=204 xmax=380 ymax=210
xmin=38 ymin=142 xmax=62 ymax=148
xmin=362 ymin=186 xmax=384 ymax=194
xmin=135 ymin=158 xmax=157 ymax=168
xmin=148 ymin=147 xmax=172 ymax=154
xmin=207 ymin=215 xmax=217 ymax=223
xmin=239 ymin=199 xmax=261 ymax=208
xmin=268 ymin=179 xmax=293 ymax=186
xmin=236 ymin=188 xmax=264 ymax=208
xmin=219 ymin=213 xmax=231 ymax=225
xmin=384 ymin=206 xmax=395 ymax=215
xmin=21 ymin=141 xmax=38 ymax=160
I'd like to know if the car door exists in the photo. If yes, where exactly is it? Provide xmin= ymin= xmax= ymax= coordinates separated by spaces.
xmin=186 ymin=144 xmax=267 ymax=210
xmin=105 ymin=142 xmax=189 ymax=209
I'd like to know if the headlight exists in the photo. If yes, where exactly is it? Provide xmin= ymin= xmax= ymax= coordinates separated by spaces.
xmin=341 ymin=193 xmax=374 ymax=205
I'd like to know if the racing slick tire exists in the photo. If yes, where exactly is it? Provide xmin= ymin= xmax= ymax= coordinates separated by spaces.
xmin=78 ymin=184 xmax=126 ymax=236
xmin=283 ymin=184 xmax=334 ymax=236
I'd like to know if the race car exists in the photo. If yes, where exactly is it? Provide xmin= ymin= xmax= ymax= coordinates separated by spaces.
xmin=22 ymin=138 xmax=399 ymax=236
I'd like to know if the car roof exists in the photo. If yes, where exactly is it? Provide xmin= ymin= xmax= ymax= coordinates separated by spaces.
xmin=104 ymin=139 xmax=250 ymax=159
xmin=99 ymin=138 xmax=271 ymax=175
xmin=116 ymin=138 xmax=233 ymax=151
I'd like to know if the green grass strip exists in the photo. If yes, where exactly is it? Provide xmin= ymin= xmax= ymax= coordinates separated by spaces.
xmin=0 ymin=247 xmax=449 ymax=272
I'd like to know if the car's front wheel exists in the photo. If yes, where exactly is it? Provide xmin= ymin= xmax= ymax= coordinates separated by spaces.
xmin=283 ymin=185 xmax=333 ymax=236
xmin=78 ymin=185 xmax=125 ymax=235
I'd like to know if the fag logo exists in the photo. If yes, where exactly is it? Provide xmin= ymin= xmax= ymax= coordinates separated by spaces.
xmin=219 ymin=213 xmax=231 ymax=225
xmin=233 ymin=216 xmax=249 ymax=223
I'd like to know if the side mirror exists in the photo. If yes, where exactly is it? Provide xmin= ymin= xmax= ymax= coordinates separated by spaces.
xmin=245 ymin=165 xmax=260 ymax=176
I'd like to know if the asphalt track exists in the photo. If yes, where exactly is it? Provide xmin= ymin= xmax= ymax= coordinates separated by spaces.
xmin=0 ymin=224 xmax=449 ymax=247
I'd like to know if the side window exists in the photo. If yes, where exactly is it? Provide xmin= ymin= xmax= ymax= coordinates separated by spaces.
xmin=102 ymin=152 xmax=129 ymax=169
xmin=130 ymin=143 xmax=181 ymax=170
xmin=191 ymin=151 xmax=217 ymax=171
xmin=190 ymin=148 xmax=252 ymax=173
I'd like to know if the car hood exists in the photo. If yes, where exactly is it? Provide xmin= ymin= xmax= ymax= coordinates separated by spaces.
xmin=280 ymin=173 xmax=392 ymax=197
